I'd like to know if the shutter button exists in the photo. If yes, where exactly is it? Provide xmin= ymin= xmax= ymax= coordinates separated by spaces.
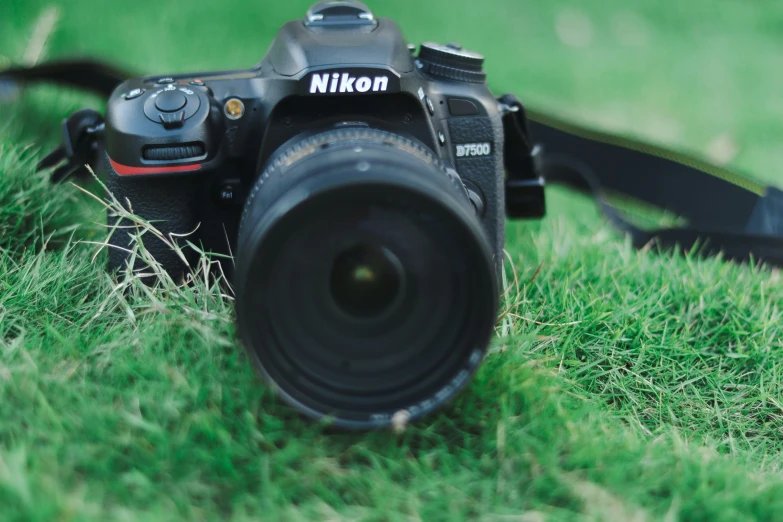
xmin=155 ymin=91 xmax=188 ymax=112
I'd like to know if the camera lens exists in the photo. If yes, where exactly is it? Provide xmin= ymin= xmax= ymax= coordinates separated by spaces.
xmin=330 ymin=244 xmax=404 ymax=319
xmin=235 ymin=128 xmax=498 ymax=429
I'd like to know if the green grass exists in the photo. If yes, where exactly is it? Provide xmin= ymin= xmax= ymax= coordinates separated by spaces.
xmin=2 ymin=0 xmax=783 ymax=520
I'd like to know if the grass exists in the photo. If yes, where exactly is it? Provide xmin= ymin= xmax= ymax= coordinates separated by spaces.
xmin=1 ymin=0 xmax=783 ymax=520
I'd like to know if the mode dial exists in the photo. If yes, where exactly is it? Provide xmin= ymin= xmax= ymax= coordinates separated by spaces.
xmin=143 ymin=84 xmax=202 ymax=129
xmin=417 ymin=42 xmax=486 ymax=83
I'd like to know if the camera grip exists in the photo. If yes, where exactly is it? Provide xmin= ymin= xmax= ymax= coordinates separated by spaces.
xmin=448 ymin=116 xmax=506 ymax=258
xmin=103 ymin=152 xmax=200 ymax=281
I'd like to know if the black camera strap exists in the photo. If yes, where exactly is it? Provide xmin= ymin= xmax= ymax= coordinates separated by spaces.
xmin=0 ymin=59 xmax=130 ymax=97
xmin=2 ymin=59 xmax=783 ymax=267
xmin=500 ymin=94 xmax=783 ymax=267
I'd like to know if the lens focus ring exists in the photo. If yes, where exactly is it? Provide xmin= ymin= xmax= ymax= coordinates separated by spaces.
xmin=239 ymin=127 xmax=470 ymax=236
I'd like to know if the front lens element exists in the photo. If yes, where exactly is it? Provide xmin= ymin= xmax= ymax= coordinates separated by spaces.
xmin=330 ymin=244 xmax=404 ymax=319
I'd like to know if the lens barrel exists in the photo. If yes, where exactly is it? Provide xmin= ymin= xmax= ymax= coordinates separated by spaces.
xmin=235 ymin=128 xmax=497 ymax=428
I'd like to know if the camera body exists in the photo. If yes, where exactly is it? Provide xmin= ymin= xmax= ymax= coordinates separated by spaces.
xmin=103 ymin=2 xmax=523 ymax=277
xmin=100 ymin=1 xmax=545 ymax=428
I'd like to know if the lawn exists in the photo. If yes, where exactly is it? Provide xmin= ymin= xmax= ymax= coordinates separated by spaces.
xmin=1 ymin=0 xmax=783 ymax=520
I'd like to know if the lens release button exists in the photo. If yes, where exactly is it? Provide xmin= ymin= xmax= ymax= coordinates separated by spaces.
xmin=155 ymin=91 xmax=188 ymax=112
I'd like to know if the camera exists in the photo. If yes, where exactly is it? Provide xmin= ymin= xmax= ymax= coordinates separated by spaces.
xmin=102 ymin=1 xmax=545 ymax=428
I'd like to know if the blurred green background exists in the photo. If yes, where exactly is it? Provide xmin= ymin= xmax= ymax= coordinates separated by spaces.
xmin=4 ymin=0 xmax=783 ymax=184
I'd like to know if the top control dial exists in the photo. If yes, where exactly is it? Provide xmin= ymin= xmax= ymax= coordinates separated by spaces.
xmin=417 ymin=42 xmax=486 ymax=83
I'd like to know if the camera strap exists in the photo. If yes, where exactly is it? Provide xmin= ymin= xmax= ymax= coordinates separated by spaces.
xmin=501 ymin=94 xmax=783 ymax=267
xmin=2 ymin=59 xmax=783 ymax=267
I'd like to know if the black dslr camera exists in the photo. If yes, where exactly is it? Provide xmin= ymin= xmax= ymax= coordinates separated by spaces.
xmin=101 ymin=1 xmax=544 ymax=428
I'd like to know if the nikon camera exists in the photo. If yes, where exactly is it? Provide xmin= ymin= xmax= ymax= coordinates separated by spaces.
xmin=102 ymin=1 xmax=545 ymax=428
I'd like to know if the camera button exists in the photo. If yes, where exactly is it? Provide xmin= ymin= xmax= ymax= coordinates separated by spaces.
xmin=189 ymin=80 xmax=213 ymax=96
xmin=438 ymin=130 xmax=446 ymax=146
xmin=215 ymin=179 xmax=242 ymax=205
xmin=156 ymin=77 xmax=175 ymax=84
xmin=424 ymin=95 xmax=435 ymax=116
xmin=155 ymin=91 xmax=188 ymax=112
xmin=123 ymin=88 xmax=145 ymax=100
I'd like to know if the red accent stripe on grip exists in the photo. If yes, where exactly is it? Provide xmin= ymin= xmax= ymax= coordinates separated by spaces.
xmin=109 ymin=158 xmax=202 ymax=176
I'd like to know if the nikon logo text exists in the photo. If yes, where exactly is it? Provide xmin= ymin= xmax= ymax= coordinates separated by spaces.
xmin=309 ymin=72 xmax=390 ymax=94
